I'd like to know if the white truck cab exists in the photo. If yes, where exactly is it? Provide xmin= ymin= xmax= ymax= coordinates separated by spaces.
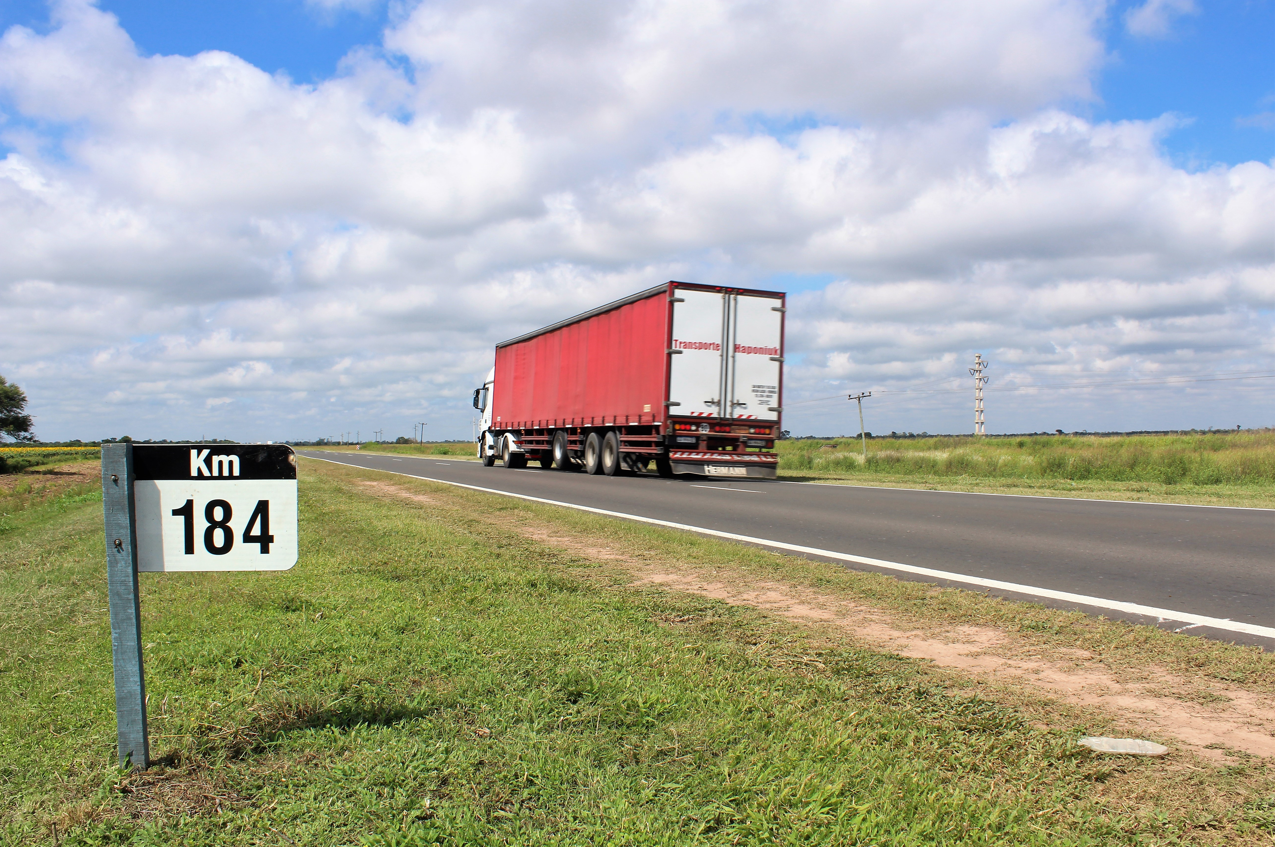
xmin=472 ymin=368 xmax=503 ymax=465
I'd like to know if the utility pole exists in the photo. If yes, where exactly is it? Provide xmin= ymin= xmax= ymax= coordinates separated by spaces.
xmin=969 ymin=354 xmax=990 ymax=436
xmin=848 ymin=392 xmax=871 ymax=461
xmin=419 ymin=422 xmax=427 ymax=444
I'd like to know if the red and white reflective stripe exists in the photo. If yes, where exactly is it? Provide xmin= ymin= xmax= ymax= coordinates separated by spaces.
xmin=684 ymin=411 xmax=714 ymax=417
xmin=668 ymin=451 xmax=776 ymax=462
xmin=734 ymin=415 xmax=759 ymax=419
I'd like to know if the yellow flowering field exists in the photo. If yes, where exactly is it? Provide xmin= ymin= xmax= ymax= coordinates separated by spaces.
xmin=0 ymin=445 xmax=100 ymax=474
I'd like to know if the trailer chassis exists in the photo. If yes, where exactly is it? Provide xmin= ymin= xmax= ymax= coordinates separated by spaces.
xmin=480 ymin=418 xmax=778 ymax=479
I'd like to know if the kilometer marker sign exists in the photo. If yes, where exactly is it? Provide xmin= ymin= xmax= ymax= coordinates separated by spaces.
xmin=133 ymin=445 xmax=298 ymax=571
xmin=102 ymin=442 xmax=297 ymax=771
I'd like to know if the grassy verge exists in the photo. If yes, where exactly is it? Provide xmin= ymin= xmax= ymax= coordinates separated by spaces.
xmin=777 ymin=432 xmax=1275 ymax=508
xmin=6 ymin=459 xmax=1274 ymax=844
xmin=316 ymin=433 xmax=1275 ymax=505
xmin=776 ymin=470 xmax=1275 ymax=509
xmin=312 ymin=443 xmax=479 ymax=460
xmin=0 ymin=460 xmax=102 ymax=535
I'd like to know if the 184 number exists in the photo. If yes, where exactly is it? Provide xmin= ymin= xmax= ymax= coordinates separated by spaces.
xmin=171 ymin=499 xmax=275 ymax=555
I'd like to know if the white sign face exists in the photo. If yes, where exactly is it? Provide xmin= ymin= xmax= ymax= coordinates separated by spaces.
xmin=132 ymin=445 xmax=298 ymax=572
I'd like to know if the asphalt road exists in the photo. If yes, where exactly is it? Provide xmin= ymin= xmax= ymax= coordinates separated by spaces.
xmin=300 ymin=450 xmax=1275 ymax=648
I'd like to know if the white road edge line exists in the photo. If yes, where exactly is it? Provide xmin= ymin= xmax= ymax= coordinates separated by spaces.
xmin=690 ymin=484 xmax=762 ymax=494
xmin=302 ymin=454 xmax=1275 ymax=641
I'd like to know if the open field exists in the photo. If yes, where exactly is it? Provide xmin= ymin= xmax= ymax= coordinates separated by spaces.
xmin=325 ymin=433 xmax=1275 ymax=507
xmin=0 ymin=460 xmax=101 ymax=534
xmin=0 ymin=446 xmax=101 ymax=474
xmin=776 ymin=432 xmax=1275 ymax=508
xmin=5 ymin=458 xmax=1275 ymax=845
xmin=335 ymin=442 xmax=478 ymax=459
xmin=779 ymin=431 xmax=1275 ymax=484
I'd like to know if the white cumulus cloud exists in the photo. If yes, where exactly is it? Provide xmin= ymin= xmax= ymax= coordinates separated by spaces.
xmin=0 ymin=0 xmax=1272 ymax=441
xmin=1124 ymin=0 xmax=1197 ymax=38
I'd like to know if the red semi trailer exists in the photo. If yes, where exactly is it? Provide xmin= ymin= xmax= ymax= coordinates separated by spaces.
xmin=471 ymin=281 xmax=785 ymax=478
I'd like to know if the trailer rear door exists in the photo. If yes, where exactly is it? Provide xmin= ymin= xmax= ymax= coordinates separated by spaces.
xmin=727 ymin=294 xmax=783 ymax=421
xmin=667 ymin=288 xmax=726 ymax=417
xmin=668 ymin=288 xmax=783 ymax=421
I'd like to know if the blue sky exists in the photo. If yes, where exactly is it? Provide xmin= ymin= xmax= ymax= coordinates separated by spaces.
xmin=0 ymin=0 xmax=1273 ymax=441
xmin=1094 ymin=0 xmax=1275 ymax=166
xmin=1 ymin=0 xmax=387 ymax=84
xmin=4 ymin=0 xmax=1270 ymax=165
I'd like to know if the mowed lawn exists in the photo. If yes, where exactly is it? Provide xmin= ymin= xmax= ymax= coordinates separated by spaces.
xmin=3 ymin=460 xmax=1272 ymax=845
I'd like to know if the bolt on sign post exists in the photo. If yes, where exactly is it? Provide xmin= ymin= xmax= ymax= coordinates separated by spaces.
xmin=102 ymin=443 xmax=298 ymax=770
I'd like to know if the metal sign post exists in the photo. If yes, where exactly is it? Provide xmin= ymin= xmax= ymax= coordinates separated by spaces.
xmin=102 ymin=444 xmax=149 ymax=769
xmin=101 ymin=443 xmax=298 ymax=770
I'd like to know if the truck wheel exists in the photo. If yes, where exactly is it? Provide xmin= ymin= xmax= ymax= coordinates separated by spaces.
xmin=655 ymin=456 xmax=674 ymax=478
xmin=552 ymin=431 xmax=572 ymax=470
xmin=501 ymin=437 xmax=518 ymax=469
xmin=601 ymin=431 xmax=621 ymax=476
xmin=481 ymin=438 xmax=496 ymax=467
xmin=584 ymin=432 xmax=602 ymax=475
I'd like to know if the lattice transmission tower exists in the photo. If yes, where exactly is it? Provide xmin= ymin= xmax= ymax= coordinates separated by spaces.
xmin=969 ymin=354 xmax=990 ymax=436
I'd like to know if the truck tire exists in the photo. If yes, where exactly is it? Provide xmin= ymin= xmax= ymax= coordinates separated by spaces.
xmin=655 ymin=456 xmax=674 ymax=478
xmin=552 ymin=431 xmax=572 ymax=469
xmin=481 ymin=438 xmax=496 ymax=467
xmin=501 ymin=437 xmax=525 ymax=469
xmin=583 ymin=432 xmax=602 ymax=475
xmin=601 ymin=431 xmax=621 ymax=476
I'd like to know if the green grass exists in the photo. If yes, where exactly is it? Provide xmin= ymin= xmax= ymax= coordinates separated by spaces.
xmin=776 ymin=432 xmax=1275 ymax=507
xmin=318 ymin=432 xmax=1275 ymax=505
xmin=779 ymin=431 xmax=1275 ymax=485
xmin=329 ymin=433 xmax=1275 ymax=505
xmin=315 ymin=443 xmax=478 ymax=459
xmin=0 ymin=461 xmax=101 ymax=535
xmin=5 ymin=460 xmax=1274 ymax=844
xmin=0 ymin=446 xmax=101 ymax=474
